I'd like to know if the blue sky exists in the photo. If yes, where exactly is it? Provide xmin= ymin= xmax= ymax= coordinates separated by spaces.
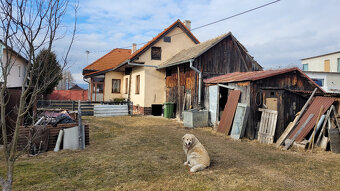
xmin=57 ymin=0 xmax=340 ymax=86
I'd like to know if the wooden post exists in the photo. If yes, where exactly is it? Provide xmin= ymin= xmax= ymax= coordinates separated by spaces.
xmin=177 ymin=66 xmax=181 ymax=118
xmin=78 ymin=100 xmax=84 ymax=150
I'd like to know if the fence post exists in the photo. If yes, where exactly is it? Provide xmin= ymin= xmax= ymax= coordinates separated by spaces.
xmin=72 ymin=101 xmax=75 ymax=111
xmin=78 ymin=100 xmax=85 ymax=149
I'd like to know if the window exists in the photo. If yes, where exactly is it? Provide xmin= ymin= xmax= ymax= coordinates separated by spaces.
xmin=337 ymin=58 xmax=340 ymax=72
xmin=92 ymin=83 xmax=103 ymax=93
xmin=312 ymin=79 xmax=324 ymax=87
xmin=302 ymin=64 xmax=308 ymax=71
xmin=125 ymin=78 xmax=128 ymax=94
xmin=324 ymin=59 xmax=330 ymax=72
xmin=18 ymin=66 xmax=21 ymax=77
xmin=135 ymin=75 xmax=140 ymax=94
xmin=163 ymin=36 xmax=171 ymax=43
xmin=112 ymin=79 xmax=121 ymax=93
xmin=151 ymin=47 xmax=161 ymax=60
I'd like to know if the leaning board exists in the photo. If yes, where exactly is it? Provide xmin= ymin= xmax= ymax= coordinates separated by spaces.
xmin=230 ymin=103 xmax=248 ymax=140
xmin=258 ymin=108 xmax=278 ymax=144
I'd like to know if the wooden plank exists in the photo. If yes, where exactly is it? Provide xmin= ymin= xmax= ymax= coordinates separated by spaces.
xmin=230 ymin=103 xmax=248 ymax=140
xmin=285 ymin=114 xmax=314 ymax=150
xmin=329 ymin=128 xmax=340 ymax=153
xmin=217 ymin=90 xmax=241 ymax=134
xmin=316 ymin=109 xmax=331 ymax=146
xmin=257 ymin=109 xmax=278 ymax=144
xmin=266 ymin=98 xmax=278 ymax=111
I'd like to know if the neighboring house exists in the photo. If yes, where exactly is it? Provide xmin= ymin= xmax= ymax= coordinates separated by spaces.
xmin=0 ymin=40 xmax=28 ymax=88
xmin=301 ymin=51 xmax=340 ymax=93
xmin=158 ymin=32 xmax=262 ymax=117
xmin=83 ymin=20 xmax=199 ymax=114
xmin=303 ymin=71 xmax=340 ymax=93
xmin=204 ymin=67 xmax=324 ymax=140
xmin=83 ymin=48 xmax=132 ymax=101
xmin=301 ymin=51 xmax=340 ymax=72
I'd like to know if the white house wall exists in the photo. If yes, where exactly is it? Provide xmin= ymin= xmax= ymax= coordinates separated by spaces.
xmin=1 ymin=49 xmax=27 ymax=88
xmin=302 ymin=52 xmax=340 ymax=72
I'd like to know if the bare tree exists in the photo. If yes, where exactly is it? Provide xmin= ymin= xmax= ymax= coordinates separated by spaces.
xmin=56 ymin=70 xmax=75 ymax=90
xmin=0 ymin=0 xmax=77 ymax=190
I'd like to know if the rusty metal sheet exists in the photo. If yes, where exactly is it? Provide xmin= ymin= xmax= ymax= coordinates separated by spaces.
xmin=288 ymin=96 xmax=335 ymax=142
xmin=217 ymin=90 xmax=241 ymax=134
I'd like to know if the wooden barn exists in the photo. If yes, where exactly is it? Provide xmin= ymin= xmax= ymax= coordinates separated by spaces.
xmin=158 ymin=32 xmax=262 ymax=117
xmin=204 ymin=67 xmax=325 ymax=140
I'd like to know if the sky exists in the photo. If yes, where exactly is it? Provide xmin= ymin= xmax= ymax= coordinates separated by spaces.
xmin=56 ymin=0 xmax=340 ymax=86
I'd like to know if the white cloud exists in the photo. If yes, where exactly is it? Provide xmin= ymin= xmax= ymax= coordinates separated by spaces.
xmin=55 ymin=0 xmax=340 ymax=76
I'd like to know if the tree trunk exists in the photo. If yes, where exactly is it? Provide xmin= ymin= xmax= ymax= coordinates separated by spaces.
xmin=2 ymin=180 xmax=12 ymax=191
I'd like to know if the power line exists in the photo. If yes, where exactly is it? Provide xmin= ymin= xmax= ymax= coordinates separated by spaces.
xmin=88 ymin=0 xmax=281 ymax=53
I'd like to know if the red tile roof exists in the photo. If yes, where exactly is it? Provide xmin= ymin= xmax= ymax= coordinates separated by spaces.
xmin=83 ymin=48 xmax=131 ymax=76
xmin=204 ymin=67 xmax=325 ymax=92
xmin=129 ymin=19 xmax=200 ymax=61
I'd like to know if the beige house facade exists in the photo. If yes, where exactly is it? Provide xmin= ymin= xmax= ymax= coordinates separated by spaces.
xmin=83 ymin=20 xmax=199 ymax=114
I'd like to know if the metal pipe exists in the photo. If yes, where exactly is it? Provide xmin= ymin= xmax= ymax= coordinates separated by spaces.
xmin=189 ymin=59 xmax=201 ymax=107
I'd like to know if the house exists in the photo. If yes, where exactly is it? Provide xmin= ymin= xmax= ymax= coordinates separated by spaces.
xmin=301 ymin=51 xmax=340 ymax=72
xmin=83 ymin=48 xmax=132 ymax=101
xmin=0 ymin=40 xmax=28 ymax=88
xmin=302 ymin=71 xmax=340 ymax=93
xmin=83 ymin=20 xmax=199 ymax=114
xmin=0 ymin=40 xmax=29 ymax=143
xmin=204 ymin=67 xmax=324 ymax=140
xmin=301 ymin=51 xmax=340 ymax=93
xmin=158 ymin=32 xmax=262 ymax=117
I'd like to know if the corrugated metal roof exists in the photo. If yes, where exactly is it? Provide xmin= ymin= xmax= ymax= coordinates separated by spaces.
xmin=288 ymin=96 xmax=335 ymax=142
xmin=204 ymin=67 xmax=325 ymax=93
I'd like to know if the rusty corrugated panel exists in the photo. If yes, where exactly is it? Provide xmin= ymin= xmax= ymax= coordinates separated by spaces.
xmin=288 ymin=96 xmax=335 ymax=142
xmin=217 ymin=90 xmax=241 ymax=134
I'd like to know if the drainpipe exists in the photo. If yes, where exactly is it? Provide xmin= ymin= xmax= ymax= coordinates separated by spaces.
xmin=189 ymin=59 xmax=201 ymax=107
xmin=83 ymin=76 xmax=90 ymax=101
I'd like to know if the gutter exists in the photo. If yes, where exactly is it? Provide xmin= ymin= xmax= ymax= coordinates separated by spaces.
xmin=128 ymin=59 xmax=158 ymax=68
xmin=189 ymin=59 xmax=202 ymax=107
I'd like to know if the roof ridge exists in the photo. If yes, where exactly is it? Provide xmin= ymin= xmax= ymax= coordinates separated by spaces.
xmin=84 ymin=48 xmax=131 ymax=70
xmin=129 ymin=19 xmax=199 ymax=60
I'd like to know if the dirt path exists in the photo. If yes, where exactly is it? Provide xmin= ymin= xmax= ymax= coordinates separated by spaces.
xmin=1 ymin=115 xmax=340 ymax=190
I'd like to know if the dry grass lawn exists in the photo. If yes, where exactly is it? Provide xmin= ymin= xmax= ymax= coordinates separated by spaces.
xmin=1 ymin=115 xmax=340 ymax=190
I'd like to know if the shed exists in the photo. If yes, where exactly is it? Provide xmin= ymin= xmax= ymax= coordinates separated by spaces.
xmin=204 ymin=67 xmax=324 ymax=140
xmin=158 ymin=32 xmax=262 ymax=118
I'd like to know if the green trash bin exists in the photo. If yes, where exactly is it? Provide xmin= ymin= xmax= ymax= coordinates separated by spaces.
xmin=163 ymin=102 xmax=174 ymax=118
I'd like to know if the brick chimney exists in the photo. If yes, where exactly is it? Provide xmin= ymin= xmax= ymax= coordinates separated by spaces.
xmin=183 ymin=20 xmax=191 ymax=31
xmin=132 ymin=43 xmax=137 ymax=54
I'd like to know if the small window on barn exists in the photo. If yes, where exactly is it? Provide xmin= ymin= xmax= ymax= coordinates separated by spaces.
xmin=163 ymin=36 xmax=171 ymax=43
xmin=151 ymin=47 xmax=161 ymax=60
xmin=18 ymin=66 xmax=21 ymax=77
xmin=270 ymin=92 xmax=275 ymax=97
xmin=112 ymin=79 xmax=121 ymax=93
xmin=135 ymin=75 xmax=140 ymax=94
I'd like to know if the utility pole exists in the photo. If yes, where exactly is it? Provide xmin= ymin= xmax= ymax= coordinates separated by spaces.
xmin=85 ymin=50 xmax=90 ymax=65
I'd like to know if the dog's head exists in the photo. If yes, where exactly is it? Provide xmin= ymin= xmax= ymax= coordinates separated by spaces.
xmin=182 ymin=134 xmax=197 ymax=149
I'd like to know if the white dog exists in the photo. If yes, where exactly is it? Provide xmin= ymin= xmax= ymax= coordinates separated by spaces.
xmin=182 ymin=134 xmax=210 ymax=173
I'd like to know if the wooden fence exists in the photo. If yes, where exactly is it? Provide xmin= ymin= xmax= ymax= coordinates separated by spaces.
xmin=37 ymin=100 xmax=132 ymax=116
